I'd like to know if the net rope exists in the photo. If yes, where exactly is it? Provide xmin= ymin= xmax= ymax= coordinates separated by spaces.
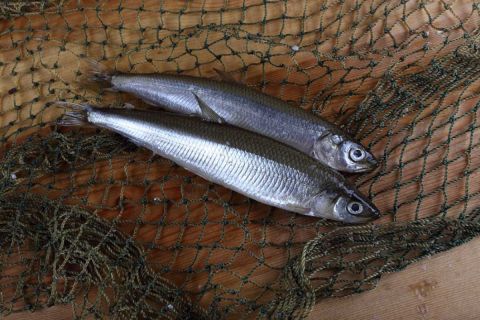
xmin=0 ymin=0 xmax=479 ymax=319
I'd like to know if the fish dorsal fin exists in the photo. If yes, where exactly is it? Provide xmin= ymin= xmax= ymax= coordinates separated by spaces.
xmin=213 ymin=68 xmax=238 ymax=83
xmin=192 ymin=92 xmax=225 ymax=124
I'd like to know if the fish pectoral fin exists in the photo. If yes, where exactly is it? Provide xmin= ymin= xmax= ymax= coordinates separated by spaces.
xmin=192 ymin=92 xmax=225 ymax=124
xmin=213 ymin=68 xmax=238 ymax=83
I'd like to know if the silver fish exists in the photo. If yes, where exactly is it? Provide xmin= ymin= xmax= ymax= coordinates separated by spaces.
xmin=59 ymin=104 xmax=379 ymax=223
xmin=89 ymin=64 xmax=377 ymax=173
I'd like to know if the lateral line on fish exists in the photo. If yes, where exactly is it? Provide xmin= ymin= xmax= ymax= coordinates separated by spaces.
xmin=82 ymin=59 xmax=378 ymax=173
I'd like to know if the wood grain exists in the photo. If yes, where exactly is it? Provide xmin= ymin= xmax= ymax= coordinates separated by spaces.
xmin=0 ymin=0 xmax=479 ymax=319
xmin=7 ymin=236 xmax=480 ymax=320
xmin=311 ymin=236 xmax=480 ymax=320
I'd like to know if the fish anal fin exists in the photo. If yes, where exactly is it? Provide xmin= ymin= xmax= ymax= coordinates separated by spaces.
xmin=192 ymin=92 xmax=225 ymax=124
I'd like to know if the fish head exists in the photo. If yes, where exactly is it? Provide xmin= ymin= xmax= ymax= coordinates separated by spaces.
xmin=313 ymin=134 xmax=377 ymax=173
xmin=309 ymin=190 xmax=380 ymax=223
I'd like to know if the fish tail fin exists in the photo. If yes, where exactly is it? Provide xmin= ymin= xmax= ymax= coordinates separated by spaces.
xmin=55 ymin=101 xmax=93 ymax=126
xmin=81 ymin=58 xmax=117 ymax=91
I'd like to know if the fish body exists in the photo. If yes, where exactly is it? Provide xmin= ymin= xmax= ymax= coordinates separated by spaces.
xmin=59 ymin=105 xmax=379 ymax=223
xmin=93 ymin=69 xmax=377 ymax=173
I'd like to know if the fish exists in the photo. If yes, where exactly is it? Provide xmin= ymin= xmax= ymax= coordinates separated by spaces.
xmin=86 ymin=62 xmax=377 ymax=173
xmin=58 ymin=103 xmax=380 ymax=223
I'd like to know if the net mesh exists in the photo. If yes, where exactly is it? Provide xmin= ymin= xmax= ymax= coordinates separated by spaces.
xmin=0 ymin=0 xmax=479 ymax=319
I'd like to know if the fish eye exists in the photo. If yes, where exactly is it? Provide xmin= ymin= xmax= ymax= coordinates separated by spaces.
xmin=349 ymin=148 xmax=365 ymax=161
xmin=347 ymin=201 xmax=363 ymax=215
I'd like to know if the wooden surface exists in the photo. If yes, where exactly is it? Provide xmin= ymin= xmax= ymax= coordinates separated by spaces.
xmin=8 ymin=236 xmax=480 ymax=320
xmin=312 ymin=237 xmax=480 ymax=320
xmin=0 ymin=0 xmax=479 ymax=319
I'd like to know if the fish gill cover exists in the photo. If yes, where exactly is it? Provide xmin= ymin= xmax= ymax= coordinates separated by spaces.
xmin=0 ymin=0 xmax=478 ymax=319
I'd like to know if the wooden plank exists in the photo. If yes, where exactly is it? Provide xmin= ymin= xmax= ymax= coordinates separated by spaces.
xmin=311 ymin=237 xmax=480 ymax=320
xmin=5 ymin=306 xmax=71 ymax=320
xmin=0 ymin=1 xmax=479 ymax=319
xmin=7 ymin=236 xmax=480 ymax=319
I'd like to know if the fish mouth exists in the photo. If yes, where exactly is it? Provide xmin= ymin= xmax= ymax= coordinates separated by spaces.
xmin=350 ymin=166 xmax=373 ymax=173
xmin=365 ymin=203 xmax=381 ymax=219
xmin=345 ymin=164 xmax=375 ymax=173
xmin=345 ymin=215 xmax=378 ymax=224
xmin=347 ymin=209 xmax=380 ymax=223
xmin=370 ymin=207 xmax=381 ymax=219
xmin=368 ymin=155 xmax=378 ymax=167
xmin=352 ymin=193 xmax=380 ymax=219
xmin=349 ymin=156 xmax=378 ymax=173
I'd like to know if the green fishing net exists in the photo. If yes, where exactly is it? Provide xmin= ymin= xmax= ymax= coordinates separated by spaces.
xmin=0 ymin=0 xmax=479 ymax=319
